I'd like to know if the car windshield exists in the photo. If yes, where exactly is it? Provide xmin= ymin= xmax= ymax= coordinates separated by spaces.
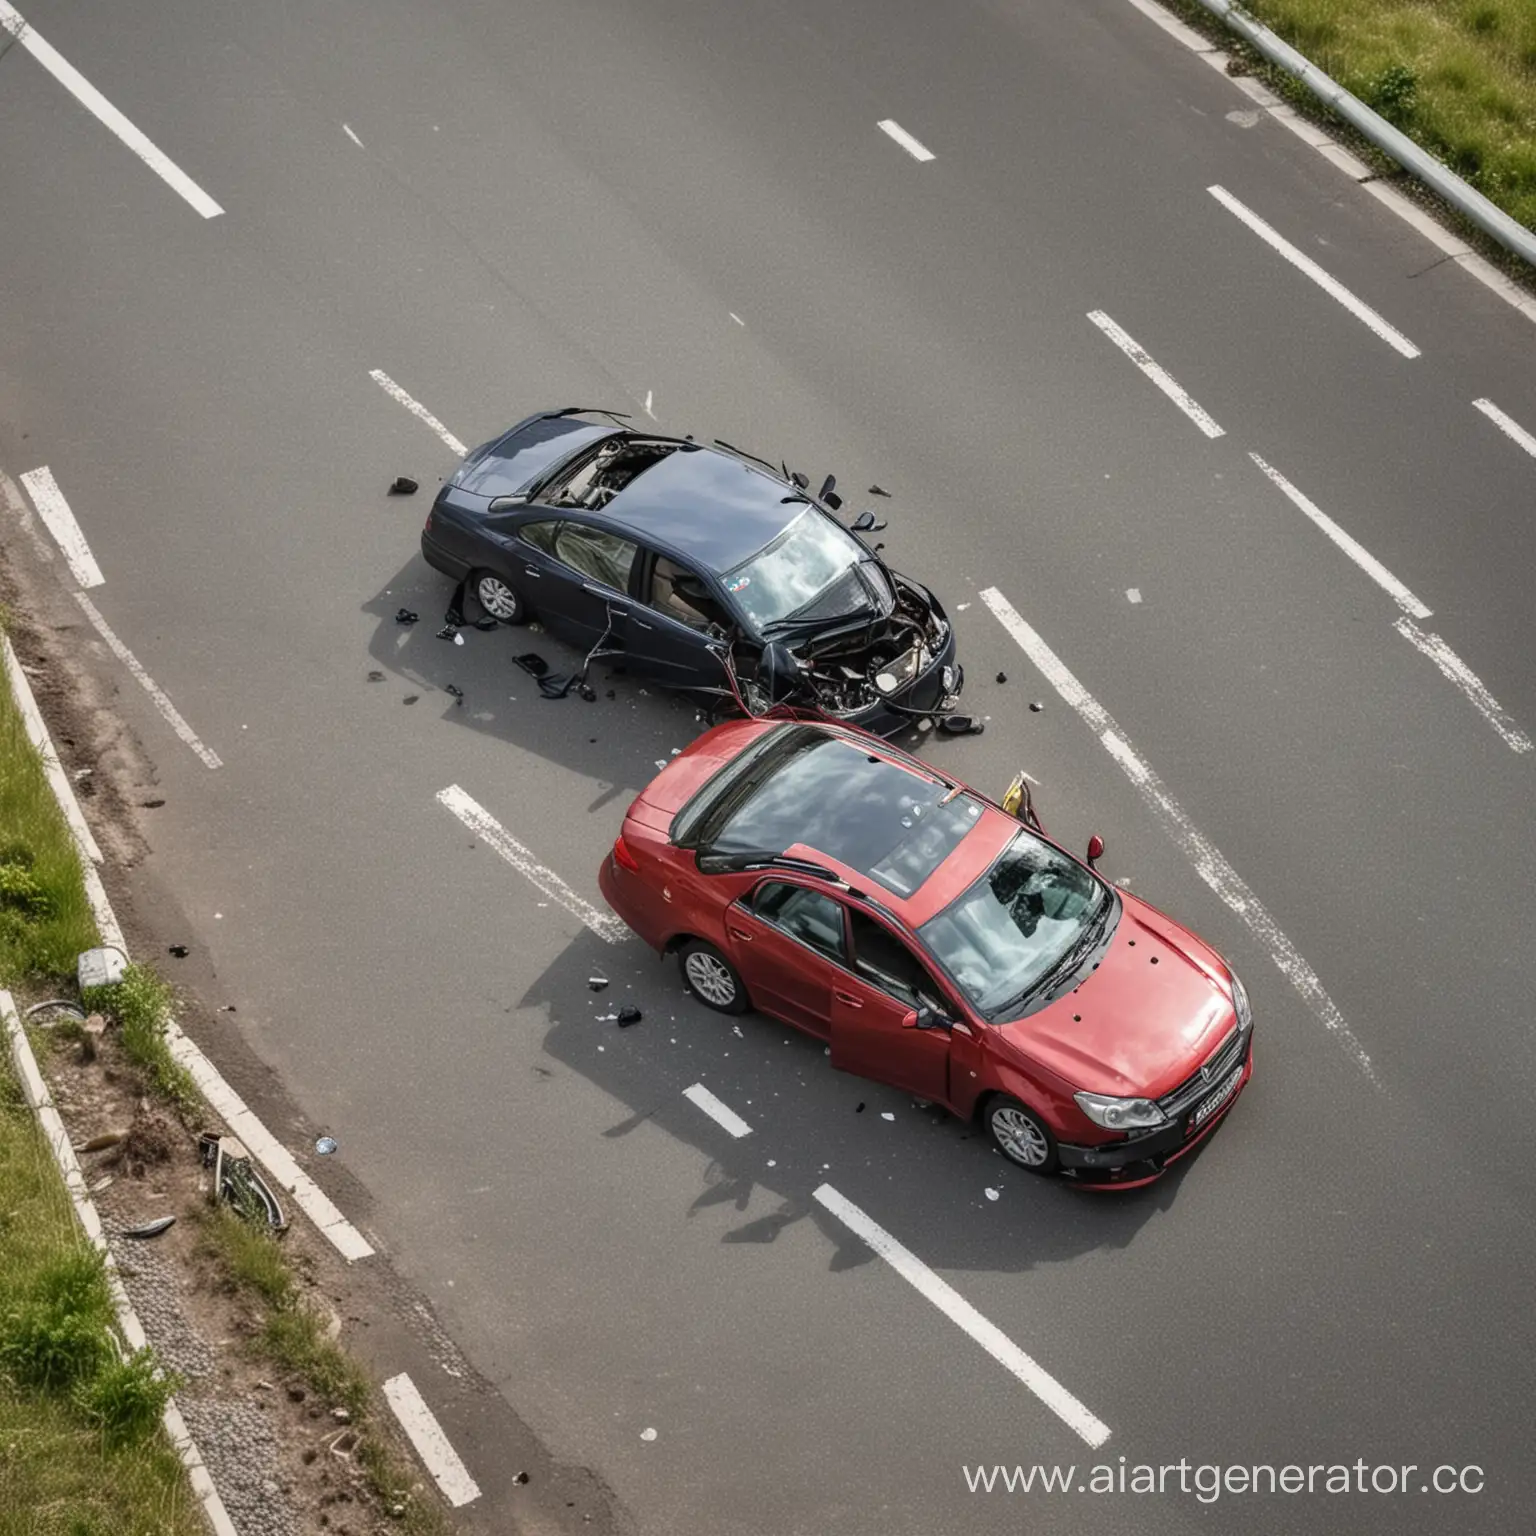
xmin=724 ymin=510 xmax=873 ymax=629
xmin=918 ymin=833 xmax=1110 ymax=1019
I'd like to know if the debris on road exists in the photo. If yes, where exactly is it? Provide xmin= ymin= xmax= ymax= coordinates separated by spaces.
xmin=402 ymin=695 xmax=419 ymax=705
xmin=81 ymin=1130 xmax=128 ymax=1153
xmin=869 ymin=484 xmax=892 ymax=497
xmin=640 ymin=1428 xmax=658 ymax=1442
xmin=201 ymin=1132 xmax=288 ymax=1232
xmin=588 ymin=977 xmax=610 ymax=992
xmin=120 ymin=1215 xmax=177 ymax=1240
xmin=388 ymin=476 xmax=418 ymax=496
xmin=881 ymin=1112 xmax=895 ymax=1121
xmin=445 ymin=684 xmax=465 ymax=705
xmin=515 ymin=653 xmax=550 ymax=678
xmin=1029 ymin=701 xmax=1043 ymax=712
xmin=395 ymin=608 xmax=419 ymax=625
xmin=24 ymin=998 xmax=86 ymax=1026
xmin=167 ymin=944 xmax=190 ymax=958
xmin=938 ymin=715 xmax=983 ymax=737
xmin=985 ymin=1188 xmax=1000 ymax=1202
xmin=855 ymin=1102 xmax=866 ymax=1113
xmin=616 ymin=1005 xmax=642 ymax=1027
xmin=314 ymin=1136 xmax=338 ymax=1156
xmin=995 ymin=671 xmax=1008 ymax=684
xmin=367 ymin=670 xmax=384 ymax=681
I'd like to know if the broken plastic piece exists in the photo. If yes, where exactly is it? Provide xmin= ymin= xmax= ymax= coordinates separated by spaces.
xmin=200 ymin=1133 xmax=287 ymax=1232
xmin=937 ymin=715 xmax=984 ymax=737
xmin=167 ymin=944 xmax=190 ymax=958
xmin=869 ymin=484 xmax=892 ymax=497
xmin=445 ymin=684 xmax=465 ymax=705
xmin=453 ymin=632 xmax=465 ymax=646
xmin=403 ymin=695 xmax=419 ymax=705
xmin=395 ymin=608 xmax=419 ymax=625
xmin=367 ymin=670 xmax=385 ymax=681
xmin=515 ymin=653 xmax=550 ymax=678
xmin=388 ymin=476 xmax=418 ymax=495
xmin=435 ymin=624 xmax=457 ymax=641
xmin=77 ymin=946 xmax=127 ymax=990
xmin=588 ymin=977 xmax=610 ymax=992
xmin=995 ymin=671 xmax=1008 ymax=684
xmin=1030 ymin=701 xmax=1044 ymax=712
xmin=985 ymin=1188 xmax=1000 ymax=1202
xmin=24 ymin=998 xmax=86 ymax=1025
xmin=315 ymin=1136 xmax=338 ymax=1155
xmin=616 ymin=1005 xmax=642 ymax=1027
xmin=121 ymin=1215 xmax=176 ymax=1239
xmin=579 ymin=682 xmax=597 ymax=702
xmin=855 ymin=1102 xmax=866 ymax=1113
xmin=514 ymin=1471 xmax=530 ymax=1486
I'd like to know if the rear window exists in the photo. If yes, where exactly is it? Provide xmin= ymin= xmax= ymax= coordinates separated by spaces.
xmin=676 ymin=724 xmax=982 ymax=896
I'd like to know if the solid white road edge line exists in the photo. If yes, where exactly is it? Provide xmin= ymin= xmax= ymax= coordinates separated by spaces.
xmin=3 ymin=992 xmax=240 ymax=1536
xmin=979 ymin=586 xmax=1379 ymax=1084
xmin=1208 ymin=187 xmax=1421 ymax=358
xmin=683 ymin=1083 xmax=753 ymax=1138
xmin=382 ymin=1373 xmax=482 ymax=1508
xmin=1248 ymin=453 xmax=1432 ymax=618
xmin=2 ymin=631 xmax=375 ymax=1260
xmin=877 ymin=119 xmax=936 ymax=162
xmin=437 ymin=785 xmax=629 ymax=943
xmin=19 ymin=466 xmax=105 ymax=588
xmin=72 ymin=591 xmax=223 ymax=769
xmin=1086 ymin=311 xmax=1225 ymax=438
xmin=1393 ymin=618 xmax=1533 ymax=754
xmin=1472 ymin=398 xmax=1536 ymax=461
xmin=814 ymin=1184 xmax=1110 ymax=1448
xmin=369 ymin=370 xmax=469 ymax=456
xmin=3 ymin=635 xmax=103 ymax=864
xmin=0 ymin=2 xmax=223 ymax=219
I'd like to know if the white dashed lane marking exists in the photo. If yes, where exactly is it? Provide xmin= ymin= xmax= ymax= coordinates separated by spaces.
xmin=1208 ymin=186 xmax=1421 ymax=358
xmin=0 ymin=2 xmax=223 ymax=218
xmin=683 ymin=1083 xmax=753 ymax=1138
xmin=1473 ymin=398 xmax=1536 ymax=462
xmin=1086 ymin=311 xmax=1225 ymax=439
xmin=19 ymin=466 xmax=104 ymax=588
xmin=370 ymin=370 xmax=468 ymax=456
xmin=382 ymin=1374 xmax=481 ymax=1507
xmin=1393 ymin=619 xmax=1533 ymax=754
xmin=877 ymin=119 xmax=936 ymax=162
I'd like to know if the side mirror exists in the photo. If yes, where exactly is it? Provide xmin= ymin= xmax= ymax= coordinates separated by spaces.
xmin=760 ymin=641 xmax=802 ymax=702
xmin=824 ymin=491 xmax=843 ymax=511
xmin=903 ymin=1006 xmax=946 ymax=1031
xmin=901 ymin=1009 xmax=921 ymax=1029
xmin=850 ymin=510 xmax=888 ymax=533
xmin=1086 ymin=833 xmax=1105 ymax=869
xmin=818 ymin=473 xmax=837 ymax=502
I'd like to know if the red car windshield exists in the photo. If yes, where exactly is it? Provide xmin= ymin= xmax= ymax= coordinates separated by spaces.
xmin=918 ymin=833 xmax=1112 ymax=1019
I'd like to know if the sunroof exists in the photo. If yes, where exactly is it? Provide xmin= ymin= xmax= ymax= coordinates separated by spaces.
xmin=707 ymin=728 xmax=982 ymax=896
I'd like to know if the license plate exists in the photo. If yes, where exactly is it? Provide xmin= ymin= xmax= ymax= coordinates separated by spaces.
xmin=1190 ymin=1064 xmax=1243 ymax=1131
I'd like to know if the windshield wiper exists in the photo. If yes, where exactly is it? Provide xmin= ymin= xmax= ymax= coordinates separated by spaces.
xmin=996 ymin=893 xmax=1116 ymax=1017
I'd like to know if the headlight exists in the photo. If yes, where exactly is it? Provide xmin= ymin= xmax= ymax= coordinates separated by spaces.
xmin=941 ymin=664 xmax=956 ymax=694
xmin=1230 ymin=972 xmax=1252 ymax=1033
xmin=1074 ymin=1091 xmax=1168 ymax=1131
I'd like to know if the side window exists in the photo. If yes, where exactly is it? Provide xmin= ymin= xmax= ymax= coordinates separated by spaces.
xmin=848 ymin=910 xmax=947 ymax=1011
xmin=518 ymin=519 xmax=560 ymax=555
xmin=752 ymin=882 xmax=847 ymax=963
xmin=648 ymin=556 xmax=727 ymax=631
xmin=551 ymin=524 xmax=638 ymax=591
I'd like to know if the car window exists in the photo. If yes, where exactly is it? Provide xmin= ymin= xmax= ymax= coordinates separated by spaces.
xmin=551 ymin=523 xmax=638 ymax=591
xmin=725 ymin=509 xmax=873 ymax=629
xmin=752 ymin=882 xmax=847 ymax=963
xmin=849 ymin=910 xmax=948 ymax=1011
xmin=649 ymin=556 xmax=727 ymax=631
xmin=519 ymin=519 xmax=560 ymax=555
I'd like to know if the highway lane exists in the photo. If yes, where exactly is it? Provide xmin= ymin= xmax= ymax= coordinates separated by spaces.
xmin=3 ymin=0 xmax=1535 ymax=1531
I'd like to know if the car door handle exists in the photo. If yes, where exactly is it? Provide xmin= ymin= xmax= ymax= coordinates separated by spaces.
xmin=632 ymin=618 xmax=654 ymax=630
xmin=581 ymin=582 xmax=613 ymax=597
xmin=523 ymin=566 xmax=541 ymax=578
xmin=727 ymin=927 xmax=754 ymax=942
xmin=833 ymin=991 xmax=863 ymax=1008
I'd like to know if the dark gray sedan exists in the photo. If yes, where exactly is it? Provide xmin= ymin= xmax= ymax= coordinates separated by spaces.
xmin=419 ymin=410 xmax=962 ymax=733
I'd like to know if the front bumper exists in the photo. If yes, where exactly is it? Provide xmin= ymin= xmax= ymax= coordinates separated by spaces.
xmin=1057 ymin=1042 xmax=1253 ymax=1189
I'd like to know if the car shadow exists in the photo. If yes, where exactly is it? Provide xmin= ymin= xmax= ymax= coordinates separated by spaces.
xmin=518 ymin=931 xmax=1207 ymax=1281
xmin=363 ymin=555 xmax=939 ymax=798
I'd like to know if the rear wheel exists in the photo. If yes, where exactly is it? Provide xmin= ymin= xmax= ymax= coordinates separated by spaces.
xmin=677 ymin=939 xmax=749 ymax=1015
xmin=984 ymin=1095 xmax=1059 ymax=1175
xmin=473 ymin=570 xmax=526 ymax=624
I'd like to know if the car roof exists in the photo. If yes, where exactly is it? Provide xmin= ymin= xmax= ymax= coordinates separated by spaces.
xmin=693 ymin=722 xmax=1021 ymax=920
xmin=593 ymin=445 xmax=806 ymax=572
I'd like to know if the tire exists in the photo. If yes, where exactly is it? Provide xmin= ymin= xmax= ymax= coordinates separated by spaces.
xmin=983 ymin=1094 xmax=1059 ymax=1175
xmin=472 ymin=569 xmax=527 ymax=625
xmin=677 ymin=939 xmax=750 ymax=1015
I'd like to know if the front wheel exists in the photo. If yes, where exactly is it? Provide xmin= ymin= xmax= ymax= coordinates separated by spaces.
xmin=984 ymin=1095 xmax=1059 ymax=1175
xmin=677 ymin=939 xmax=750 ymax=1015
xmin=473 ymin=570 xmax=527 ymax=625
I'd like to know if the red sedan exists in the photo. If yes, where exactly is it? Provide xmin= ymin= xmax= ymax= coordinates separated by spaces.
xmin=598 ymin=719 xmax=1252 ymax=1187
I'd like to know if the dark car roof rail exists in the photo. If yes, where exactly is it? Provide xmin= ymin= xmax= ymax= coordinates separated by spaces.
xmin=542 ymin=406 xmax=633 ymax=427
xmin=704 ymin=850 xmax=844 ymax=882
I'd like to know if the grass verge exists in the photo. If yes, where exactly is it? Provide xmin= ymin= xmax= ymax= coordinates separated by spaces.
xmin=0 ymin=1057 xmax=199 ymax=1536
xmin=198 ymin=1207 xmax=453 ymax=1536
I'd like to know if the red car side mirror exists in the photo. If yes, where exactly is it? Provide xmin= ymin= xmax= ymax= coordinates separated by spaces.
xmin=1086 ymin=834 xmax=1105 ymax=869
xmin=901 ymin=1009 xmax=921 ymax=1029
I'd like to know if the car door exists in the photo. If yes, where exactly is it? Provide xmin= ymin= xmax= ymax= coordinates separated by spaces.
xmin=626 ymin=551 xmax=732 ymax=688
xmin=513 ymin=516 xmax=638 ymax=649
xmin=829 ymin=908 xmax=955 ymax=1102
xmin=721 ymin=880 xmax=849 ymax=1038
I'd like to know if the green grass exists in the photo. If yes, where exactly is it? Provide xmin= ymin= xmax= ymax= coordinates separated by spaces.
xmin=80 ymin=964 xmax=198 ymax=1116
xmin=199 ymin=1207 xmax=452 ymax=1535
xmin=1230 ymin=0 xmax=1536 ymax=232
xmin=0 ymin=1062 xmax=199 ymax=1536
xmin=0 ymin=649 xmax=100 ymax=986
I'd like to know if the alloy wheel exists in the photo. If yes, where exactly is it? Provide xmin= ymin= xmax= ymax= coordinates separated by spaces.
xmin=991 ymin=1104 xmax=1050 ymax=1167
xmin=684 ymin=951 xmax=737 ymax=1006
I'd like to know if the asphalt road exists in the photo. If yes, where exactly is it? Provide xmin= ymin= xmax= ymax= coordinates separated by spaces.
xmin=4 ymin=1 xmax=1535 ymax=1532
